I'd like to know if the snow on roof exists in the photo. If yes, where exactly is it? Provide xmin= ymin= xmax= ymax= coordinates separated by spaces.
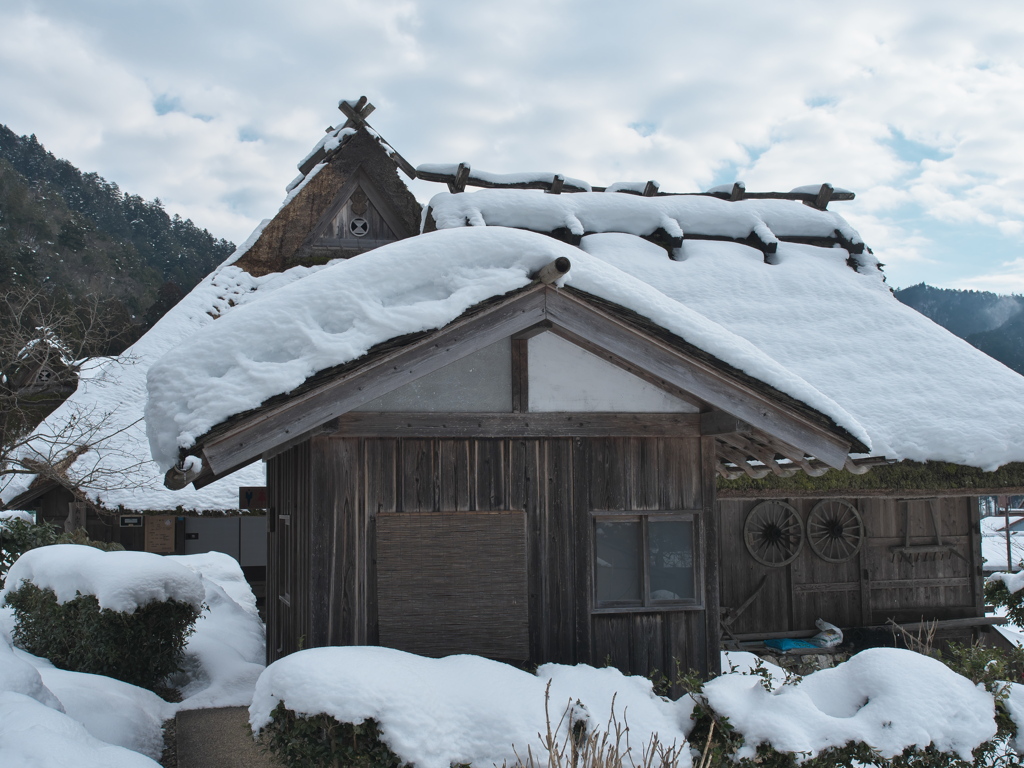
xmin=2 ymin=544 xmax=205 ymax=612
xmin=145 ymin=226 xmax=875 ymax=472
xmin=428 ymin=188 xmax=863 ymax=246
xmin=144 ymin=204 xmax=1024 ymax=474
xmin=0 ymin=223 xmax=340 ymax=511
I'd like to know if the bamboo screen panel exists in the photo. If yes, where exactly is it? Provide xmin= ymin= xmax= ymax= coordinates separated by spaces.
xmin=376 ymin=511 xmax=528 ymax=659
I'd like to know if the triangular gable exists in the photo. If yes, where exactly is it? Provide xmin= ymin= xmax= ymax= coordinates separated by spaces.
xmin=233 ymin=127 xmax=422 ymax=276
xmin=177 ymin=284 xmax=859 ymax=490
xmin=303 ymin=167 xmax=412 ymax=253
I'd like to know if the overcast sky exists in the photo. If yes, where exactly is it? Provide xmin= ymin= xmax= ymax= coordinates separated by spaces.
xmin=3 ymin=1 xmax=1024 ymax=291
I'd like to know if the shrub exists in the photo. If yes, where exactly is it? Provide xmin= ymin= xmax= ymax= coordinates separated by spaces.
xmin=0 ymin=517 xmax=57 ymax=586
xmin=257 ymin=702 xmax=410 ymax=768
xmin=987 ymin=578 xmax=1024 ymax=627
xmin=5 ymin=581 xmax=199 ymax=692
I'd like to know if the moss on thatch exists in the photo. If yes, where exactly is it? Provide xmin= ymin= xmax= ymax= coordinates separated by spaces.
xmin=717 ymin=460 xmax=1024 ymax=498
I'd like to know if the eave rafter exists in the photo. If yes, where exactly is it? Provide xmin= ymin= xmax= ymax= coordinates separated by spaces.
xmin=712 ymin=427 xmax=886 ymax=481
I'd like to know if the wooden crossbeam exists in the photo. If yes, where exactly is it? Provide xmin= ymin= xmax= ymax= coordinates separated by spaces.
xmin=338 ymin=96 xmax=375 ymax=128
xmin=448 ymin=163 xmax=471 ymax=193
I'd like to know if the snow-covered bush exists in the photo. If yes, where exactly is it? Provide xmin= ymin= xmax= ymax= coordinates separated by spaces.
xmin=988 ymin=571 xmax=1024 ymax=627
xmin=250 ymin=647 xmax=690 ymax=768
xmin=3 ymin=544 xmax=203 ymax=692
xmin=0 ymin=515 xmax=57 ymax=586
xmin=0 ymin=514 xmax=124 ymax=588
xmin=259 ymin=704 xmax=409 ymax=768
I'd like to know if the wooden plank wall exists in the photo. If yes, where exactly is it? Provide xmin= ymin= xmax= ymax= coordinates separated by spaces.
xmin=266 ymin=441 xmax=311 ymax=663
xmin=268 ymin=434 xmax=717 ymax=677
xmin=718 ymin=496 xmax=982 ymax=636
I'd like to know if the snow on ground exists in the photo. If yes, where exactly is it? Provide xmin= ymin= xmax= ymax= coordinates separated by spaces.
xmin=147 ymin=221 xmax=1024 ymax=474
xmin=166 ymin=552 xmax=266 ymax=709
xmin=2 ymin=544 xmax=205 ymax=612
xmin=250 ymin=646 xmax=693 ymax=768
xmin=0 ymin=548 xmax=265 ymax=765
xmin=703 ymin=647 xmax=996 ymax=761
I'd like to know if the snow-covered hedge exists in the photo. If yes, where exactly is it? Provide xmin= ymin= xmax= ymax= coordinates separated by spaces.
xmin=2 ymin=545 xmax=203 ymax=691
xmin=249 ymin=646 xmax=1018 ymax=768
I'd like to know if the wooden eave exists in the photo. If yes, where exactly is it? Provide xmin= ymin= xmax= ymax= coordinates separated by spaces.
xmin=174 ymin=283 xmax=863 ymax=490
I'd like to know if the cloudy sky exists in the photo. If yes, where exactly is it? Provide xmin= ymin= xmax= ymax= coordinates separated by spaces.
xmin=3 ymin=1 xmax=1024 ymax=291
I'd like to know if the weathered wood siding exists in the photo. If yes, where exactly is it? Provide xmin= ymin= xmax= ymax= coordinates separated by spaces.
xmin=266 ymin=434 xmax=719 ymax=677
xmin=266 ymin=441 xmax=311 ymax=662
xmin=717 ymin=496 xmax=983 ymax=636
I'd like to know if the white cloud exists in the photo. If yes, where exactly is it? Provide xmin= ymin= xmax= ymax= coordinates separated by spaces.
xmin=3 ymin=0 xmax=1024 ymax=288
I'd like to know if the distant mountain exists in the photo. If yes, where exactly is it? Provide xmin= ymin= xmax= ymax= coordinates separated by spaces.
xmin=895 ymin=283 xmax=1024 ymax=374
xmin=0 ymin=125 xmax=235 ymax=347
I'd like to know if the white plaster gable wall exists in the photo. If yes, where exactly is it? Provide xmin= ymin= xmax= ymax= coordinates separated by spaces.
xmin=528 ymin=332 xmax=698 ymax=413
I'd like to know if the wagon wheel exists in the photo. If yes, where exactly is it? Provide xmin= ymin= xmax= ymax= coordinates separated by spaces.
xmin=743 ymin=501 xmax=804 ymax=567
xmin=807 ymin=500 xmax=864 ymax=563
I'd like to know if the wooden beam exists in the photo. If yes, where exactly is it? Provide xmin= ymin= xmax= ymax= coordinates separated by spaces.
xmin=511 ymin=338 xmax=528 ymax=413
xmin=700 ymin=411 xmax=752 ymax=436
xmin=532 ymin=257 xmax=571 ymax=284
xmin=642 ymin=180 xmax=659 ymax=197
xmin=448 ymin=162 xmax=470 ymax=193
xmin=330 ymin=412 xmax=701 ymax=438
xmin=200 ymin=288 xmax=549 ymax=475
xmin=547 ymin=174 xmax=564 ymax=195
xmin=544 ymin=290 xmax=853 ymax=468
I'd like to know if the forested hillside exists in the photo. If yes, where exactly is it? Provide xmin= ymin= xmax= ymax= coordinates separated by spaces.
xmin=0 ymin=125 xmax=234 ymax=347
xmin=895 ymin=283 xmax=1024 ymax=374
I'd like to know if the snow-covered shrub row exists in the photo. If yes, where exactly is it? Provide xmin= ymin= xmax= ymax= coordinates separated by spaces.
xmin=2 ymin=544 xmax=204 ymax=691
xmin=249 ymin=646 xmax=1013 ymax=768
xmin=250 ymin=647 xmax=690 ymax=768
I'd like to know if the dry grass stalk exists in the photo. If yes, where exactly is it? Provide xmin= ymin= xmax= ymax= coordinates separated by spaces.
xmin=509 ymin=682 xmax=688 ymax=768
xmin=886 ymin=617 xmax=938 ymax=657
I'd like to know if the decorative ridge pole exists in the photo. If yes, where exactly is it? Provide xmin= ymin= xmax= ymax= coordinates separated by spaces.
xmin=532 ymin=257 xmax=571 ymax=285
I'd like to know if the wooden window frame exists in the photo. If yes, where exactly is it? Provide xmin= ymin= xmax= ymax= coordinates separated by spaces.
xmin=591 ymin=510 xmax=703 ymax=614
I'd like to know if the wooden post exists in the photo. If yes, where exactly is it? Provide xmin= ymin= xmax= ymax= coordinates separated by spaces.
xmin=448 ymin=163 xmax=471 ymax=193
xmin=642 ymin=180 xmax=660 ymax=197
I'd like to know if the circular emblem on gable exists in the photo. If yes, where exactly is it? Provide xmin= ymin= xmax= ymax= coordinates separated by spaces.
xmin=349 ymin=217 xmax=369 ymax=237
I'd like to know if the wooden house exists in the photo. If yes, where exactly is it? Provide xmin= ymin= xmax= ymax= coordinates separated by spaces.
xmin=146 ymin=99 xmax=1024 ymax=678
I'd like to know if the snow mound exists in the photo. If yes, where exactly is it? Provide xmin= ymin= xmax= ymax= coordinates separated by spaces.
xmin=2 ymin=544 xmax=205 ymax=612
xmin=249 ymin=646 xmax=692 ymax=768
xmin=0 ymin=691 xmax=161 ymax=767
xmin=167 ymin=552 xmax=266 ymax=709
xmin=30 ymin=663 xmax=174 ymax=760
xmin=703 ymin=647 xmax=996 ymax=761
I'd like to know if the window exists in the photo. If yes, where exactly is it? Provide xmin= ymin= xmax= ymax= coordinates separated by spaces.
xmin=593 ymin=512 xmax=700 ymax=610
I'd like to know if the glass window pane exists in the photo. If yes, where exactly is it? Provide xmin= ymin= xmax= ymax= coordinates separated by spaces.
xmin=595 ymin=521 xmax=642 ymax=604
xmin=648 ymin=520 xmax=695 ymax=602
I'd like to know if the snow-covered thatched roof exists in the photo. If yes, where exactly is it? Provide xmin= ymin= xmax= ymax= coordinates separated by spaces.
xmin=144 ymin=188 xmax=1024 ymax=476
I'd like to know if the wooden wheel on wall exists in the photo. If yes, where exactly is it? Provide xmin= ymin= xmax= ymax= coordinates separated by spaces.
xmin=743 ymin=501 xmax=804 ymax=567
xmin=807 ymin=499 xmax=864 ymax=563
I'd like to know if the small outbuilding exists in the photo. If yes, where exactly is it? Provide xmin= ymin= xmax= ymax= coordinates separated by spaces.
xmin=147 ymin=99 xmax=1024 ymax=678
